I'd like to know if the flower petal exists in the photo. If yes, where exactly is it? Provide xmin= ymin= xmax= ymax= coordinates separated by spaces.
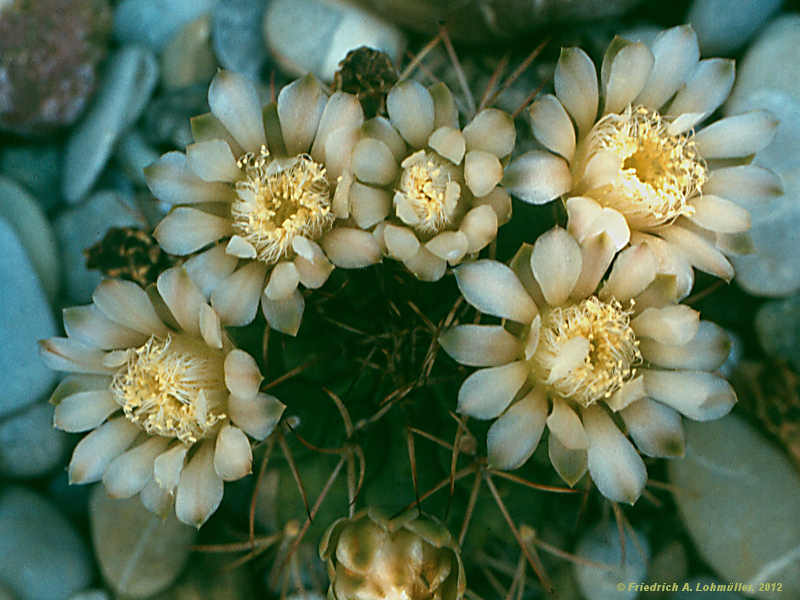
xmin=277 ymin=74 xmax=327 ymax=155
xmin=199 ymin=303 xmax=223 ymax=349
xmin=554 ymin=47 xmax=599 ymax=138
xmin=350 ymin=182 xmax=391 ymax=229
xmin=428 ymin=127 xmax=465 ymax=165
xmin=694 ymin=110 xmax=778 ymax=159
xmin=667 ymin=58 xmax=735 ymax=121
xmin=455 ymin=260 xmax=538 ymax=323
xmin=103 ymin=437 xmax=170 ymax=499
xmin=351 ymin=138 xmax=398 ymax=186
xmin=503 ymin=151 xmax=571 ymax=205
xmin=154 ymin=443 xmax=188 ymax=492
xmin=63 ymin=305 xmax=147 ymax=350
xmin=224 ymin=349 xmax=262 ymax=400
xmin=228 ymin=392 xmax=285 ymax=440
xmin=548 ymin=433 xmax=587 ymax=487
xmin=361 ymin=116 xmax=406 ymax=161
xmin=528 ymin=94 xmax=575 ymax=162
xmin=459 ymin=205 xmax=497 ymax=253
xmin=439 ymin=324 xmax=522 ymax=367
xmin=704 ymin=165 xmax=783 ymax=206
xmin=583 ymin=404 xmax=647 ymax=504
xmin=68 ymin=417 xmax=140 ymax=484
xmin=175 ymin=441 xmax=224 ymax=528
xmin=156 ymin=266 xmax=206 ymax=336
xmin=208 ymin=70 xmax=266 ymax=153
xmin=463 ymin=108 xmax=515 ymax=158
xmin=261 ymin=288 xmax=304 ymax=336
xmin=404 ymin=245 xmax=446 ymax=282
xmin=531 ymin=227 xmax=582 ymax=306
xmin=211 ymin=261 xmax=268 ymax=326
xmin=39 ymin=337 xmax=113 ymax=374
xmin=186 ymin=140 xmax=241 ymax=182
xmin=688 ymin=195 xmax=751 ymax=233
xmin=547 ymin=399 xmax=588 ymax=450
xmin=620 ymin=398 xmax=685 ymax=458
xmin=571 ymin=232 xmax=617 ymax=300
xmin=154 ymin=207 xmax=234 ymax=256
xmin=606 ymin=375 xmax=647 ymax=412
xmin=190 ymin=112 xmax=243 ymax=156
xmin=631 ymin=305 xmax=699 ymax=345
xmin=640 ymin=321 xmax=730 ymax=371
xmin=184 ymin=244 xmax=239 ymax=297
xmin=93 ymin=279 xmax=170 ymax=337
xmin=464 ymin=150 xmax=502 ymax=198
xmin=508 ymin=244 xmax=546 ymax=307
xmin=600 ymin=243 xmax=657 ymax=302
xmin=658 ymin=222 xmax=734 ymax=281
xmin=635 ymin=25 xmax=699 ymax=110
xmin=384 ymin=224 xmax=419 ymax=261
xmin=145 ymin=152 xmax=234 ymax=205
xmin=140 ymin=478 xmax=172 ymax=517
xmin=429 ymin=81 xmax=459 ymax=130
xmin=387 ymin=80 xmax=435 ymax=149
xmin=457 ymin=361 xmax=529 ymax=420
xmin=54 ymin=390 xmax=120 ymax=432
xmin=293 ymin=239 xmax=334 ymax=289
xmin=264 ymin=261 xmax=300 ymax=300
xmin=321 ymin=228 xmax=382 ymax=268
xmin=643 ymin=369 xmax=736 ymax=421
xmin=487 ymin=389 xmax=548 ymax=470
xmin=425 ymin=231 xmax=468 ymax=263
xmin=214 ymin=424 xmax=253 ymax=481
xmin=601 ymin=37 xmax=654 ymax=115
xmin=310 ymin=91 xmax=364 ymax=163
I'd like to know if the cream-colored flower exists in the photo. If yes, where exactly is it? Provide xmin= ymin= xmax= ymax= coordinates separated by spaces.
xmin=504 ymin=25 xmax=781 ymax=299
xmin=440 ymin=227 xmax=736 ymax=504
xmin=340 ymin=79 xmax=514 ymax=281
xmin=320 ymin=508 xmax=466 ymax=600
xmin=39 ymin=266 xmax=285 ymax=527
xmin=145 ymin=70 xmax=382 ymax=335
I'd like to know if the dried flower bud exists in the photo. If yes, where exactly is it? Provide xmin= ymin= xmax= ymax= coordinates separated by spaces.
xmin=334 ymin=46 xmax=398 ymax=118
xmin=320 ymin=508 xmax=466 ymax=600
xmin=85 ymin=226 xmax=174 ymax=288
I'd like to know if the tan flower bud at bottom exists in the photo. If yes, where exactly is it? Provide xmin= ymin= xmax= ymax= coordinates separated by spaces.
xmin=320 ymin=508 xmax=466 ymax=600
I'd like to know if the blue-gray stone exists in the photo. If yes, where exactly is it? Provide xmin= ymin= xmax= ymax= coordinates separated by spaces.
xmin=53 ymin=190 xmax=149 ymax=302
xmin=0 ymin=219 xmax=57 ymax=419
xmin=0 ymin=487 xmax=92 ymax=600
xmin=0 ymin=402 xmax=68 ymax=478
xmin=63 ymin=46 xmax=158 ymax=204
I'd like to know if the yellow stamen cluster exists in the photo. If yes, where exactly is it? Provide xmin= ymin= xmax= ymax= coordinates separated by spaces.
xmin=110 ymin=335 xmax=227 ymax=444
xmin=397 ymin=150 xmax=459 ymax=236
xmin=582 ymin=105 xmax=706 ymax=229
xmin=232 ymin=147 xmax=334 ymax=264
xmin=532 ymin=296 xmax=641 ymax=407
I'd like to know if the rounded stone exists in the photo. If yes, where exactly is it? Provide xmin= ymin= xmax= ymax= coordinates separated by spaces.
xmin=0 ymin=0 xmax=112 ymax=136
xmin=0 ymin=402 xmax=68 ymax=479
xmin=0 ymin=486 xmax=92 ymax=600
xmin=53 ymin=190 xmax=149 ymax=302
xmin=0 ymin=219 xmax=57 ymax=419
xmin=669 ymin=416 xmax=800 ymax=598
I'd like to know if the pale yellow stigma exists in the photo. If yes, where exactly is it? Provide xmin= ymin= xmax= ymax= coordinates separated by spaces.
xmin=579 ymin=105 xmax=706 ymax=229
xmin=396 ymin=150 xmax=461 ymax=236
xmin=531 ymin=296 xmax=641 ymax=407
xmin=110 ymin=335 xmax=227 ymax=444
xmin=232 ymin=147 xmax=335 ymax=264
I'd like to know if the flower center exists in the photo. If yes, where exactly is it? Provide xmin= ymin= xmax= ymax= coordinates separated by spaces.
xmin=578 ymin=105 xmax=706 ymax=229
xmin=531 ymin=296 xmax=640 ymax=407
xmin=110 ymin=335 xmax=227 ymax=444
xmin=396 ymin=150 xmax=461 ymax=236
xmin=232 ymin=147 xmax=335 ymax=264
